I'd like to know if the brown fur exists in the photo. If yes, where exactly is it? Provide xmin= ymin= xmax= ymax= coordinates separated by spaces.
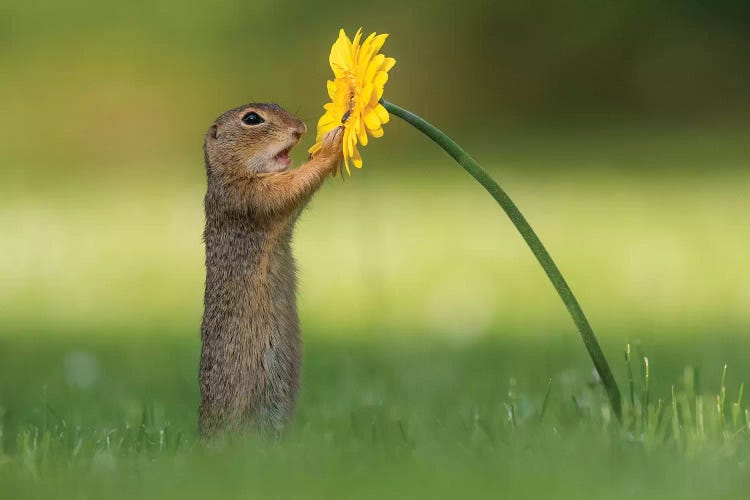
xmin=199 ymin=102 xmax=343 ymax=437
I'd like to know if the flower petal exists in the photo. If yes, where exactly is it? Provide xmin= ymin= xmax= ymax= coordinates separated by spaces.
xmin=381 ymin=57 xmax=396 ymax=73
xmin=361 ymin=34 xmax=388 ymax=66
xmin=347 ymin=127 xmax=357 ymax=158
xmin=370 ymin=33 xmax=388 ymax=54
xmin=329 ymin=29 xmax=353 ymax=77
xmin=363 ymin=110 xmax=381 ymax=131
xmin=351 ymin=28 xmax=363 ymax=59
xmin=363 ymin=53 xmax=385 ymax=83
xmin=357 ymin=32 xmax=378 ymax=67
xmin=359 ymin=82 xmax=373 ymax=111
xmin=369 ymin=127 xmax=384 ymax=138
xmin=374 ymin=103 xmax=389 ymax=124
xmin=308 ymin=141 xmax=322 ymax=155
xmin=374 ymin=71 xmax=389 ymax=88
xmin=350 ymin=143 xmax=363 ymax=168
xmin=342 ymin=128 xmax=352 ymax=175
xmin=317 ymin=113 xmax=338 ymax=131
xmin=356 ymin=118 xmax=368 ymax=146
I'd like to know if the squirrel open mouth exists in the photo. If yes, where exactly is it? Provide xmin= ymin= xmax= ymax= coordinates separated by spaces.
xmin=273 ymin=145 xmax=293 ymax=168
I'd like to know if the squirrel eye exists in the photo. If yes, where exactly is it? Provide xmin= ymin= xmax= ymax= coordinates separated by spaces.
xmin=241 ymin=111 xmax=264 ymax=126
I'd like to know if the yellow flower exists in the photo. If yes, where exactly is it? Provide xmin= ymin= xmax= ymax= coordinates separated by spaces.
xmin=309 ymin=28 xmax=396 ymax=175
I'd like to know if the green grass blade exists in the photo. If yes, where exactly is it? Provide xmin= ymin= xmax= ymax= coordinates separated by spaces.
xmin=540 ymin=378 xmax=553 ymax=423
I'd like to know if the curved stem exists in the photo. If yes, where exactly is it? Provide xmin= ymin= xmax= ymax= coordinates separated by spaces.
xmin=382 ymin=99 xmax=622 ymax=421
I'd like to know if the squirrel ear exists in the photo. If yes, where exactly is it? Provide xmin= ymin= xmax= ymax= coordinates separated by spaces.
xmin=208 ymin=124 xmax=219 ymax=140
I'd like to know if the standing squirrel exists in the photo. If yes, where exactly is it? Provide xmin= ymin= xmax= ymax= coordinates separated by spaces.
xmin=199 ymin=102 xmax=343 ymax=437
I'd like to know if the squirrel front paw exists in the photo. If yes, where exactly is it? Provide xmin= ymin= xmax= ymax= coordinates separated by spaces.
xmin=320 ymin=126 xmax=344 ymax=157
xmin=317 ymin=126 xmax=344 ymax=175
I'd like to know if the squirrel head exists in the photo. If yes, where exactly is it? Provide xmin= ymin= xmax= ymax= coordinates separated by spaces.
xmin=204 ymin=103 xmax=307 ymax=178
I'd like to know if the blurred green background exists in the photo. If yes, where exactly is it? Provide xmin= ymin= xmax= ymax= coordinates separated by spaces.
xmin=2 ymin=0 xmax=748 ymax=336
xmin=1 ymin=1 xmax=750 ymax=497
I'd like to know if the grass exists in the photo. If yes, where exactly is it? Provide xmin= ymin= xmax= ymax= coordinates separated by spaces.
xmin=2 ymin=329 xmax=750 ymax=499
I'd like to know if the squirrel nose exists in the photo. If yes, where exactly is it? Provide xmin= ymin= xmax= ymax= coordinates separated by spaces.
xmin=293 ymin=122 xmax=307 ymax=139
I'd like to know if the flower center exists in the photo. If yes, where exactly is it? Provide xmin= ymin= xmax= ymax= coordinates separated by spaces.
xmin=341 ymin=71 xmax=359 ymax=124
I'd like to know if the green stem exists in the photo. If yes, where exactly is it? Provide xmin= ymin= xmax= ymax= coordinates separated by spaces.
xmin=382 ymin=99 xmax=622 ymax=421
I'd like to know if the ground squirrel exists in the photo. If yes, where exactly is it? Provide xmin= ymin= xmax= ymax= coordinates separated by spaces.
xmin=199 ymin=102 xmax=343 ymax=437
